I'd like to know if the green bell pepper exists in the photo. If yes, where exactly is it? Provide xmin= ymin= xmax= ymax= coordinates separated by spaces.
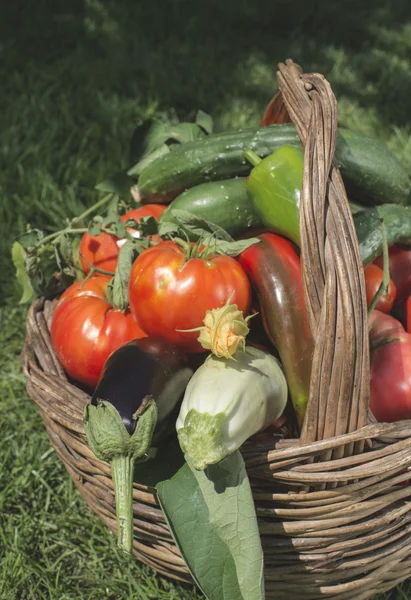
xmin=244 ymin=146 xmax=303 ymax=246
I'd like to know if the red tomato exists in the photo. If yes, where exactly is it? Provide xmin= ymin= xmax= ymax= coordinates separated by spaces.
xmin=364 ymin=264 xmax=396 ymax=313
xmin=374 ymin=246 xmax=411 ymax=305
xmin=369 ymin=309 xmax=405 ymax=340
xmin=369 ymin=320 xmax=411 ymax=422
xmin=80 ymin=204 xmax=166 ymax=274
xmin=407 ymin=296 xmax=411 ymax=333
xmin=51 ymin=276 xmax=147 ymax=389
xmin=128 ymin=241 xmax=251 ymax=352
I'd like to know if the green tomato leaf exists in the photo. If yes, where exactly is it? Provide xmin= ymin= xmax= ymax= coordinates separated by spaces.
xmin=70 ymin=235 xmax=84 ymax=280
xmin=168 ymin=209 xmax=234 ymax=242
xmin=25 ymin=243 xmax=75 ymax=298
xmin=129 ymin=120 xmax=171 ymax=165
xmin=111 ymin=240 xmax=138 ymax=311
xmin=157 ymin=451 xmax=264 ymax=600
xmin=101 ymin=197 xmax=127 ymax=238
xmin=165 ymin=122 xmax=207 ymax=145
xmin=157 ymin=220 xmax=181 ymax=239
xmin=11 ymin=242 xmax=35 ymax=304
xmin=95 ymin=170 xmax=135 ymax=196
xmin=104 ymin=195 xmax=120 ymax=224
xmin=87 ymin=216 xmax=103 ymax=236
xmin=208 ymin=237 xmax=261 ymax=258
xmin=195 ymin=109 xmax=213 ymax=134
xmin=137 ymin=216 xmax=159 ymax=237
xmin=17 ymin=229 xmax=44 ymax=251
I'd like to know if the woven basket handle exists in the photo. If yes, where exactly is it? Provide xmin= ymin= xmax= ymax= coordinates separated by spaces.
xmin=275 ymin=60 xmax=370 ymax=449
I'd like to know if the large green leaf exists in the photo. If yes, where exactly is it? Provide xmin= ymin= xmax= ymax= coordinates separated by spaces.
xmin=157 ymin=451 xmax=264 ymax=600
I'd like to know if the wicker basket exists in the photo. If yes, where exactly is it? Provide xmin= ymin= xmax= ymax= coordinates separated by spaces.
xmin=22 ymin=61 xmax=411 ymax=599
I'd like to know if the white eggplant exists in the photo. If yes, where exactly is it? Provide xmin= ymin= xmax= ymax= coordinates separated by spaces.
xmin=176 ymin=346 xmax=288 ymax=470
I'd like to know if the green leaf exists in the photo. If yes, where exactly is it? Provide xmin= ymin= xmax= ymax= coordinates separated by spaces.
xmin=208 ymin=237 xmax=261 ymax=257
xmin=11 ymin=242 xmax=35 ymax=304
xmin=25 ymin=243 xmax=74 ymax=298
xmin=169 ymin=209 xmax=234 ymax=242
xmin=165 ymin=122 xmax=206 ymax=145
xmin=17 ymin=229 xmax=44 ymax=250
xmin=95 ymin=170 xmax=135 ymax=196
xmin=137 ymin=216 xmax=158 ymax=237
xmin=70 ymin=235 xmax=84 ymax=280
xmin=157 ymin=451 xmax=264 ymax=600
xmin=87 ymin=216 xmax=103 ymax=236
xmin=111 ymin=240 xmax=138 ymax=311
xmin=196 ymin=110 xmax=213 ymax=134
xmin=129 ymin=120 xmax=171 ymax=165
xmin=101 ymin=197 xmax=127 ymax=238
xmin=157 ymin=220 xmax=181 ymax=238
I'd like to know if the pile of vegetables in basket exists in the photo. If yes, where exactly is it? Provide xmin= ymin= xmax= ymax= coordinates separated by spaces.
xmin=14 ymin=99 xmax=411 ymax=599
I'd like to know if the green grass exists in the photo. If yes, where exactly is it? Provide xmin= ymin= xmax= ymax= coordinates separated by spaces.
xmin=1 ymin=0 xmax=411 ymax=598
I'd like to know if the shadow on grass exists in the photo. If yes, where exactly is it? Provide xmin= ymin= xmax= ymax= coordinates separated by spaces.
xmin=2 ymin=0 xmax=411 ymax=127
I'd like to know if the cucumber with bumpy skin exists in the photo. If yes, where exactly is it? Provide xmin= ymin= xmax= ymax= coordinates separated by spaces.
xmin=159 ymin=178 xmax=261 ymax=238
xmin=138 ymin=124 xmax=410 ymax=206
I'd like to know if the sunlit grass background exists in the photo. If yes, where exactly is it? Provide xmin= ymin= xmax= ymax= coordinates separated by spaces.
xmin=1 ymin=1 xmax=411 ymax=598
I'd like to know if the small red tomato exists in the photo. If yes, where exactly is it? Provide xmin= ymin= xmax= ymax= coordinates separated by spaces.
xmin=375 ymin=246 xmax=411 ymax=305
xmin=128 ymin=241 xmax=251 ymax=352
xmin=51 ymin=276 xmax=146 ymax=389
xmin=364 ymin=264 xmax=396 ymax=313
xmin=407 ymin=296 xmax=411 ymax=333
xmin=79 ymin=204 xmax=166 ymax=274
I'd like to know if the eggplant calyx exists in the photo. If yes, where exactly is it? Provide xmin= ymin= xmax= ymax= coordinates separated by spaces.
xmin=84 ymin=397 xmax=158 ymax=553
xmin=84 ymin=397 xmax=158 ymax=462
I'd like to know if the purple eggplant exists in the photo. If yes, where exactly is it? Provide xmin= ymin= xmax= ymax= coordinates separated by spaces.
xmin=84 ymin=337 xmax=193 ymax=553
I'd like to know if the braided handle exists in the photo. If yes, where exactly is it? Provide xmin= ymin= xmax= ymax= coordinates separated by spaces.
xmin=276 ymin=60 xmax=370 ymax=452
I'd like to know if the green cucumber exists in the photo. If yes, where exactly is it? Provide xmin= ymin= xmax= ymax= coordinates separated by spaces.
xmin=160 ymin=178 xmax=261 ymax=238
xmin=138 ymin=124 xmax=410 ymax=207
xmin=354 ymin=205 xmax=411 ymax=265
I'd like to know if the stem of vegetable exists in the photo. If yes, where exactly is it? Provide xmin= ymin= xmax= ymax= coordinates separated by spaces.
xmin=111 ymin=455 xmax=135 ymax=553
xmin=72 ymin=193 xmax=114 ymax=226
xmin=79 ymin=252 xmax=115 ymax=289
xmin=244 ymin=149 xmax=262 ymax=167
xmin=368 ymin=217 xmax=390 ymax=315
xmin=172 ymin=237 xmax=193 ymax=256
xmin=34 ymin=193 xmax=114 ymax=248
xmin=83 ymin=398 xmax=158 ymax=555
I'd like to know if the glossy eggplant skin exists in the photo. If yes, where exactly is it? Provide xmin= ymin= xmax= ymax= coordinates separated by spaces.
xmin=239 ymin=233 xmax=314 ymax=429
xmin=92 ymin=337 xmax=193 ymax=435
